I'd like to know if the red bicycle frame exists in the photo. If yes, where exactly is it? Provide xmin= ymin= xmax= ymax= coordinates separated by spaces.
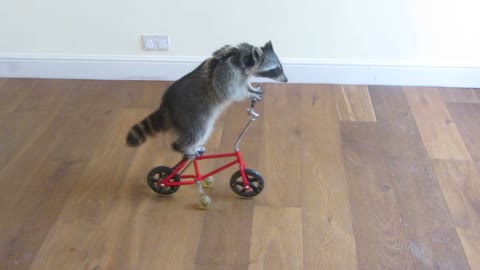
xmin=158 ymin=150 xmax=250 ymax=189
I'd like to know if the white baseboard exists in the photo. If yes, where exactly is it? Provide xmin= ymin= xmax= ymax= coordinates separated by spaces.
xmin=1 ymin=54 xmax=479 ymax=87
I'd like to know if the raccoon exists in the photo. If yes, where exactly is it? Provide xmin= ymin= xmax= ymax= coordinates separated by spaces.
xmin=126 ymin=41 xmax=288 ymax=156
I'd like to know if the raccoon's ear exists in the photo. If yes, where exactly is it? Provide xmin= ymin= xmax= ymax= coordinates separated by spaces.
xmin=264 ymin=40 xmax=273 ymax=51
xmin=252 ymin=47 xmax=263 ymax=62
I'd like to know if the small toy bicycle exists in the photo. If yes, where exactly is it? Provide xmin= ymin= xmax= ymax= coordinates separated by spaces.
xmin=146 ymin=85 xmax=265 ymax=209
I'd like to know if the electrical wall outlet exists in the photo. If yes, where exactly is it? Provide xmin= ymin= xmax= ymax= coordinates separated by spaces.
xmin=142 ymin=35 xmax=170 ymax=51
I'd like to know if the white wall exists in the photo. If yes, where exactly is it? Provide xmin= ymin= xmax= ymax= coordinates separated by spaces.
xmin=1 ymin=0 xmax=480 ymax=87
xmin=1 ymin=0 xmax=479 ymax=64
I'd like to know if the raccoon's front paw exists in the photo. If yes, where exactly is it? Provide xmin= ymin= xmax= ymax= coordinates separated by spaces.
xmin=247 ymin=84 xmax=263 ymax=94
xmin=250 ymin=92 xmax=263 ymax=101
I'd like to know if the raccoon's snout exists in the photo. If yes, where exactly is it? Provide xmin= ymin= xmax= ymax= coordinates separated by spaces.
xmin=279 ymin=74 xmax=288 ymax=83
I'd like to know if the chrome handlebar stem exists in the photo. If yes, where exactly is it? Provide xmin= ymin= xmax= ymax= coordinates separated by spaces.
xmin=234 ymin=84 xmax=262 ymax=151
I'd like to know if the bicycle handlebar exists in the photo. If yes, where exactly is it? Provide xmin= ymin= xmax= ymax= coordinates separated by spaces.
xmin=247 ymin=84 xmax=262 ymax=108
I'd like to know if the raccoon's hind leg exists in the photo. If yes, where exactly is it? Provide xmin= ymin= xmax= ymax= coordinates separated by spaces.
xmin=172 ymin=124 xmax=214 ymax=157
xmin=172 ymin=130 xmax=204 ymax=157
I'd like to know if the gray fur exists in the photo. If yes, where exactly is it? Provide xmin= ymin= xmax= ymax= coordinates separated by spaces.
xmin=126 ymin=41 xmax=288 ymax=155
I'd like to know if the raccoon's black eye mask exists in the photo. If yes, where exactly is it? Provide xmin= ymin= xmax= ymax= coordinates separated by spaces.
xmin=257 ymin=66 xmax=282 ymax=78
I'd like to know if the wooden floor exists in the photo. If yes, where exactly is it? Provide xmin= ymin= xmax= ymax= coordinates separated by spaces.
xmin=0 ymin=79 xmax=479 ymax=270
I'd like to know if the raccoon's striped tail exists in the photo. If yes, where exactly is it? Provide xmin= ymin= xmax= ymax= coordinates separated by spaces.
xmin=126 ymin=109 xmax=166 ymax=147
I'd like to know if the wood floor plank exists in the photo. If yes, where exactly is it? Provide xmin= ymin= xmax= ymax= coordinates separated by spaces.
xmin=0 ymin=79 xmax=39 ymax=112
xmin=404 ymin=87 xmax=471 ymax=160
xmin=249 ymin=205 xmax=303 ymax=270
xmin=0 ymin=81 xmax=160 ymax=269
xmin=387 ymin=159 xmax=471 ymax=270
xmin=446 ymin=103 xmax=480 ymax=269
xmin=438 ymin=87 xmax=480 ymax=103
xmin=368 ymin=86 xmax=430 ymax=161
xmin=0 ymin=81 xmax=109 ymax=192
xmin=27 ymin=109 xmax=145 ymax=270
xmin=0 ymin=80 xmax=77 ymax=171
xmin=369 ymin=86 xmax=471 ymax=269
xmin=13 ymin=79 xmax=77 ymax=112
xmin=63 ymin=80 xmax=165 ymax=110
xmin=473 ymin=88 xmax=480 ymax=100
xmin=446 ymin=103 xmax=480 ymax=167
xmin=256 ymin=84 xmax=301 ymax=207
xmin=194 ymin=98 xmax=264 ymax=270
xmin=0 ymin=109 xmax=118 ymax=270
xmin=0 ymin=105 xmax=69 ymax=188
xmin=335 ymin=85 xmax=376 ymax=122
xmin=0 ymin=78 xmax=9 ymax=88
xmin=136 ymin=81 xmax=170 ymax=109
xmin=300 ymin=85 xmax=358 ymax=270
xmin=0 ymin=111 xmax=53 ymax=170
xmin=341 ymin=122 xmax=415 ymax=270
xmin=432 ymin=160 xmax=480 ymax=270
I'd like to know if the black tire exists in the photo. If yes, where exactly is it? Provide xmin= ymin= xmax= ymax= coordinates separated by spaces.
xmin=230 ymin=169 xmax=264 ymax=198
xmin=147 ymin=166 xmax=180 ymax=195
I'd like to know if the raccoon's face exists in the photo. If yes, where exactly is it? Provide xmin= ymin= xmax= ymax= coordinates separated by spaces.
xmin=252 ymin=41 xmax=288 ymax=83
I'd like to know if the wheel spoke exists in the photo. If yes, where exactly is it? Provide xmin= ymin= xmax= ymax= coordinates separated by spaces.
xmin=235 ymin=181 xmax=243 ymax=186
xmin=234 ymin=182 xmax=244 ymax=190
